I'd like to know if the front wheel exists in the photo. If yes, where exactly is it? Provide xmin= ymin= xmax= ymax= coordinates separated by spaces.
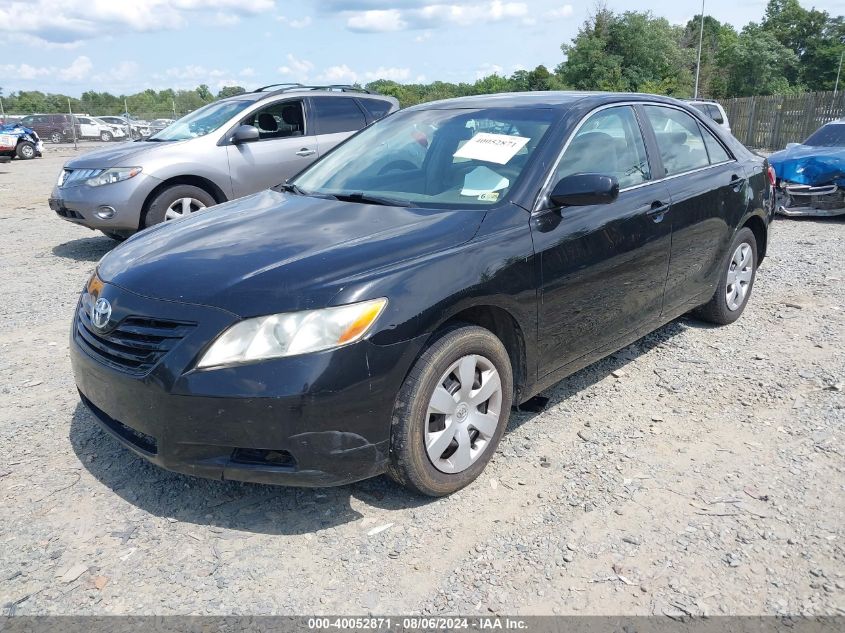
xmin=50 ymin=132 xmax=62 ymax=144
xmin=16 ymin=142 xmax=36 ymax=160
xmin=142 ymin=184 xmax=216 ymax=228
xmin=693 ymin=227 xmax=758 ymax=325
xmin=387 ymin=324 xmax=513 ymax=497
xmin=100 ymin=131 xmax=113 ymax=142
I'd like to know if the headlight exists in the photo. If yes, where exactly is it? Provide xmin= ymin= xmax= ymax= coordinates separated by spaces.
xmin=197 ymin=298 xmax=388 ymax=369
xmin=86 ymin=167 xmax=142 ymax=187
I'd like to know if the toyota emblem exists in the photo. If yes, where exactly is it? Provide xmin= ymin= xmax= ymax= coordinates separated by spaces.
xmin=91 ymin=297 xmax=112 ymax=330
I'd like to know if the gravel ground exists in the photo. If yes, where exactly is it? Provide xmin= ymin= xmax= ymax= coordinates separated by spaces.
xmin=0 ymin=144 xmax=843 ymax=616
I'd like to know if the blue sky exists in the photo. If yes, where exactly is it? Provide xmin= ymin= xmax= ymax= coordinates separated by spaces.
xmin=1 ymin=0 xmax=843 ymax=97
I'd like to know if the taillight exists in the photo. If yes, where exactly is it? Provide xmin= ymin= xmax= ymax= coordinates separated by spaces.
xmin=767 ymin=166 xmax=776 ymax=187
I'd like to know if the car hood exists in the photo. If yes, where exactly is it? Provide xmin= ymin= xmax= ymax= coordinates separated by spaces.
xmin=769 ymin=144 xmax=845 ymax=187
xmin=97 ymin=189 xmax=485 ymax=316
xmin=64 ymin=140 xmax=181 ymax=169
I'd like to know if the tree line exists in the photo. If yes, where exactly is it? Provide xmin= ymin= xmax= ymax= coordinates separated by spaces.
xmin=1 ymin=0 xmax=842 ymax=115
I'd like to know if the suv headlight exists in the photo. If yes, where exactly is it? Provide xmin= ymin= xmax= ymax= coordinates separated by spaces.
xmin=86 ymin=167 xmax=142 ymax=187
xmin=197 ymin=298 xmax=388 ymax=369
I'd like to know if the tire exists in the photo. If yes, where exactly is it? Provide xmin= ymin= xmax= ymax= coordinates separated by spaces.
xmin=142 ymin=184 xmax=216 ymax=228
xmin=15 ymin=142 xmax=36 ymax=160
xmin=387 ymin=324 xmax=514 ymax=497
xmin=50 ymin=131 xmax=62 ymax=144
xmin=693 ymin=227 xmax=758 ymax=325
xmin=100 ymin=131 xmax=113 ymax=142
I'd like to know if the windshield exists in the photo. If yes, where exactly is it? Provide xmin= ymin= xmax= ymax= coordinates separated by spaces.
xmin=804 ymin=123 xmax=845 ymax=147
xmin=291 ymin=107 xmax=556 ymax=208
xmin=149 ymin=99 xmax=254 ymax=141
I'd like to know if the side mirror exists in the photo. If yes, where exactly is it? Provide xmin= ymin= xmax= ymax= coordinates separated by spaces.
xmin=549 ymin=173 xmax=619 ymax=207
xmin=231 ymin=124 xmax=260 ymax=144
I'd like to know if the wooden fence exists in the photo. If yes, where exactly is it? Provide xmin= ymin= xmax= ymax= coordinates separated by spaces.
xmin=723 ymin=91 xmax=845 ymax=150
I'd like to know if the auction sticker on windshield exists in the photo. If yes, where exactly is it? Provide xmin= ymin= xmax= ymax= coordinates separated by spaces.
xmin=453 ymin=132 xmax=530 ymax=165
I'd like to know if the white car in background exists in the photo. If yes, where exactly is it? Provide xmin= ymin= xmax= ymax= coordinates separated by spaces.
xmin=684 ymin=99 xmax=731 ymax=134
xmin=74 ymin=115 xmax=127 ymax=142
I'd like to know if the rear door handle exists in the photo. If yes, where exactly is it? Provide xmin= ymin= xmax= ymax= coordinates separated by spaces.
xmin=645 ymin=200 xmax=669 ymax=223
xmin=296 ymin=148 xmax=316 ymax=157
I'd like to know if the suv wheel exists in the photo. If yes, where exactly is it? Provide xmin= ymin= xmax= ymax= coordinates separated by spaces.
xmin=143 ymin=185 xmax=216 ymax=228
xmin=100 ymin=131 xmax=113 ymax=142
xmin=387 ymin=324 xmax=513 ymax=496
xmin=50 ymin=131 xmax=62 ymax=144
xmin=16 ymin=142 xmax=36 ymax=160
xmin=693 ymin=227 xmax=758 ymax=325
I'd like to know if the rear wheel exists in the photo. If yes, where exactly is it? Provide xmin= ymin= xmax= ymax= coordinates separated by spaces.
xmin=142 ymin=184 xmax=216 ymax=228
xmin=16 ymin=142 xmax=36 ymax=160
xmin=693 ymin=227 xmax=758 ymax=325
xmin=100 ymin=131 xmax=113 ymax=142
xmin=387 ymin=324 xmax=513 ymax=496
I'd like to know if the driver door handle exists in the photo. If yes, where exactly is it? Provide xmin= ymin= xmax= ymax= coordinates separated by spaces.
xmin=296 ymin=148 xmax=316 ymax=157
xmin=644 ymin=200 xmax=669 ymax=223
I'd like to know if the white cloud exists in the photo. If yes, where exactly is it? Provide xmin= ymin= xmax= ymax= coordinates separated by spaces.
xmin=209 ymin=12 xmax=241 ymax=26
xmin=318 ymin=64 xmax=359 ymax=83
xmin=240 ymin=67 xmax=256 ymax=77
xmin=546 ymin=4 xmax=573 ymax=19
xmin=0 ymin=0 xmax=276 ymax=45
xmin=415 ymin=30 xmax=432 ymax=43
xmin=475 ymin=63 xmax=504 ymax=79
xmin=278 ymin=54 xmax=315 ymax=81
xmin=345 ymin=1 xmax=528 ymax=31
xmin=0 ymin=55 xmax=93 ymax=83
xmin=0 ymin=62 xmax=52 ymax=81
xmin=277 ymin=15 xmax=312 ymax=28
xmin=347 ymin=9 xmax=406 ymax=32
xmin=315 ymin=65 xmax=413 ymax=84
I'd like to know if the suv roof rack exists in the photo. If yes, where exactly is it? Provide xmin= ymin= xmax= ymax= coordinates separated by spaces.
xmin=253 ymin=83 xmax=375 ymax=96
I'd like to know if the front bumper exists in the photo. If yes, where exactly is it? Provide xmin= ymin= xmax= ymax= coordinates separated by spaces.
xmin=50 ymin=172 xmax=161 ymax=232
xmin=70 ymin=282 xmax=423 ymax=487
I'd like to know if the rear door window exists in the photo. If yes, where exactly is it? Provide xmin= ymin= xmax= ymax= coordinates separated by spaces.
xmin=556 ymin=105 xmax=651 ymax=189
xmin=311 ymin=96 xmax=366 ymax=135
xmin=644 ymin=106 xmax=710 ymax=176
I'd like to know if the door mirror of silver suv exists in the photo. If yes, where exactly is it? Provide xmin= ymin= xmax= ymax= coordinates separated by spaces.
xmin=232 ymin=125 xmax=260 ymax=144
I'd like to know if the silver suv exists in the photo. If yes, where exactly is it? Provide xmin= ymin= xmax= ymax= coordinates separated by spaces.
xmin=50 ymin=85 xmax=399 ymax=239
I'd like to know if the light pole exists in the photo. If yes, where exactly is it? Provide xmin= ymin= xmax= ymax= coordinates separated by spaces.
xmin=694 ymin=0 xmax=705 ymax=98
xmin=834 ymin=50 xmax=843 ymax=100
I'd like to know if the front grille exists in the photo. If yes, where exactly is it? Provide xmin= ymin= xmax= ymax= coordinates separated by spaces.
xmin=54 ymin=206 xmax=84 ymax=219
xmin=75 ymin=304 xmax=194 ymax=375
xmin=81 ymin=392 xmax=158 ymax=454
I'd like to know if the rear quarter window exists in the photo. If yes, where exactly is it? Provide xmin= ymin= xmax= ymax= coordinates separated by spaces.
xmin=358 ymin=98 xmax=393 ymax=121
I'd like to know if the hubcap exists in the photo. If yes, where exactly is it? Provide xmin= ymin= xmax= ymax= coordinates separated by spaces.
xmin=424 ymin=354 xmax=503 ymax=474
xmin=725 ymin=242 xmax=753 ymax=311
xmin=21 ymin=145 xmax=33 ymax=158
xmin=164 ymin=197 xmax=206 ymax=221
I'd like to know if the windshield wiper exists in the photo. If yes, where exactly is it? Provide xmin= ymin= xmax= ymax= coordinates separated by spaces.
xmin=278 ymin=183 xmax=339 ymax=200
xmin=330 ymin=192 xmax=414 ymax=207
xmin=280 ymin=182 xmax=307 ymax=195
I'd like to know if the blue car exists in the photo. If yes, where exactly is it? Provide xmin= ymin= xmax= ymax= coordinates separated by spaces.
xmin=769 ymin=119 xmax=845 ymax=217
xmin=0 ymin=123 xmax=44 ymax=160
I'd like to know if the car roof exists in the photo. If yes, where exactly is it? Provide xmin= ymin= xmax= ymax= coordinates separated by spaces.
xmin=403 ymin=91 xmax=692 ymax=111
xmin=221 ymin=85 xmax=397 ymax=105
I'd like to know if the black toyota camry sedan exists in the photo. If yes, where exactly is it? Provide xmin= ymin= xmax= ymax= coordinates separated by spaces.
xmin=71 ymin=92 xmax=774 ymax=496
